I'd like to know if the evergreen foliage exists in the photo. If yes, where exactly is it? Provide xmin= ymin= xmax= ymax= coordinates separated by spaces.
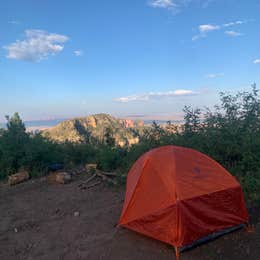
xmin=0 ymin=86 xmax=259 ymax=204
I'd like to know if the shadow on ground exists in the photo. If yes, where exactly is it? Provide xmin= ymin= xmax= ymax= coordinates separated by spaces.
xmin=0 ymin=173 xmax=259 ymax=260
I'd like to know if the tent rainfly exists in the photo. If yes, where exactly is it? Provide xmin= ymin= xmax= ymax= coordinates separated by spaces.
xmin=119 ymin=145 xmax=249 ymax=259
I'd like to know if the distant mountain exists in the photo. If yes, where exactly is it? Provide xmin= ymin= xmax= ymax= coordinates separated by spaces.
xmin=42 ymin=113 xmax=145 ymax=146
xmin=0 ymin=119 xmax=66 ymax=131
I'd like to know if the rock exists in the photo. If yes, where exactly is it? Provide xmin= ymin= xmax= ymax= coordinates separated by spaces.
xmin=8 ymin=171 xmax=30 ymax=186
xmin=87 ymin=116 xmax=97 ymax=128
xmin=74 ymin=211 xmax=80 ymax=217
xmin=121 ymin=119 xmax=135 ymax=128
xmin=128 ymin=137 xmax=139 ymax=146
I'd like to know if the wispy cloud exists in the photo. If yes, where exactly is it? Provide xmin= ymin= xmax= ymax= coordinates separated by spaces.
xmin=205 ymin=73 xmax=224 ymax=78
xmin=74 ymin=50 xmax=83 ymax=56
xmin=115 ymin=89 xmax=198 ymax=103
xmin=254 ymin=59 xmax=260 ymax=64
xmin=202 ymin=0 xmax=216 ymax=8
xmin=192 ymin=20 xmax=246 ymax=41
xmin=223 ymin=20 xmax=245 ymax=27
xmin=149 ymin=0 xmax=176 ymax=9
xmin=192 ymin=24 xmax=220 ymax=41
xmin=148 ymin=0 xmax=216 ymax=12
xmin=4 ymin=29 xmax=69 ymax=62
xmin=8 ymin=20 xmax=21 ymax=25
xmin=224 ymin=30 xmax=242 ymax=37
xmin=199 ymin=24 xmax=220 ymax=33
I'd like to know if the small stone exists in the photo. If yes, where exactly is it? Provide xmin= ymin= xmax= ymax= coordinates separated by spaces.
xmin=74 ymin=211 xmax=80 ymax=217
xmin=14 ymin=228 xmax=18 ymax=233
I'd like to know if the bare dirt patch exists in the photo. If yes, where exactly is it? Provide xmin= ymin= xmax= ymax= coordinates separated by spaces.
xmin=0 ymin=174 xmax=259 ymax=260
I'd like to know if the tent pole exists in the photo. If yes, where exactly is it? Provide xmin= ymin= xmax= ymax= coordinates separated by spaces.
xmin=174 ymin=246 xmax=180 ymax=260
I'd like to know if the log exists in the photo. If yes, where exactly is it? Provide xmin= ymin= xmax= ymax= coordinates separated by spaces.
xmin=101 ymin=172 xmax=117 ymax=177
xmin=96 ymin=172 xmax=117 ymax=185
xmin=86 ymin=181 xmax=102 ymax=189
xmin=8 ymin=171 xmax=30 ymax=186
xmin=55 ymin=172 xmax=72 ymax=184
xmin=85 ymin=164 xmax=97 ymax=172
xmin=78 ymin=173 xmax=97 ymax=187
xmin=48 ymin=172 xmax=72 ymax=184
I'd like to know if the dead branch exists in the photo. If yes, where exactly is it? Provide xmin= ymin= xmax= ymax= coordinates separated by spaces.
xmin=100 ymin=172 xmax=117 ymax=177
xmin=96 ymin=172 xmax=117 ymax=185
xmin=86 ymin=181 xmax=102 ymax=189
xmin=78 ymin=173 xmax=97 ymax=187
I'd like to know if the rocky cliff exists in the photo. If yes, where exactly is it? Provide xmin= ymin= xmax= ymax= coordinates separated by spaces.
xmin=42 ymin=114 xmax=144 ymax=146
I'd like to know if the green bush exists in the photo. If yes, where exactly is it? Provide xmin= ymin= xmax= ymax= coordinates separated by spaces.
xmin=126 ymin=85 xmax=260 ymax=204
xmin=0 ymin=86 xmax=260 ymax=205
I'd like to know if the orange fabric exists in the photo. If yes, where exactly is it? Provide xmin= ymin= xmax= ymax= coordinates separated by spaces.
xmin=119 ymin=145 xmax=249 ymax=248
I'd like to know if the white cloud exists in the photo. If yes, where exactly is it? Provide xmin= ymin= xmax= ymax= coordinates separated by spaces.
xmin=115 ymin=89 xmax=197 ymax=103
xmin=205 ymin=73 xmax=224 ymax=78
xmin=254 ymin=59 xmax=260 ymax=64
xmin=199 ymin=24 xmax=220 ymax=33
xmin=192 ymin=24 xmax=220 ymax=41
xmin=4 ymin=29 xmax=69 ymax=62
xmin=225 ymin=30 xmax=242 ymax=37
xmin=192 ymin=20 xmax=246 ymax=41
xmin=74 ymin=50 xmax=83 ymax=56
xmin=148 ymin=0 xmax=215 ymax=11
xmin=192 ymin=34 xmax=205 ymax=41
xmin=149 ymin=0 xmax=176 ymax=8
xmin=223 ymin=20 xmax=244 ymax=27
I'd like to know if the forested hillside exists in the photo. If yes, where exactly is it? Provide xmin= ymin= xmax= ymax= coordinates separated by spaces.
xmin=0 ymin=86 xmax=260 ymax=204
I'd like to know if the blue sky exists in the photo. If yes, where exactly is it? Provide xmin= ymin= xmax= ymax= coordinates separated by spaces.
xmin=1 ymin=0 xmax=260 ymax=121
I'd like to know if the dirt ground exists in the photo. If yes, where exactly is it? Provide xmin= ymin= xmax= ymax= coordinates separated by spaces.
xmin=0 ymin=173 xmax=259 ymax=260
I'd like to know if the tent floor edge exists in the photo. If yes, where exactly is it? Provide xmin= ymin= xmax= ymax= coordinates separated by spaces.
xmin=179 ymin=223 xmax=246 ymax=253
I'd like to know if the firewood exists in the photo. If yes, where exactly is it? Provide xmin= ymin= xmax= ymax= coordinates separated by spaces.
xmin=101 ymin=172 xmax=117 ymax=177
xmin=85 ymin=164 xmax=97 ymax=172
xmin=78 ymin=173 xmax=97 ymax=187
xmin=96 ymin=172 xmax=117 ymax=185
xmin=48 ymin=172 xmax=72 ymax=184
xmin=86 ymin=181 xmax=102 ymax=189
xmin=55 ymin=172 xmax=72 ymax=184
xmin=8 ymin=171 xmax=29 ymax=186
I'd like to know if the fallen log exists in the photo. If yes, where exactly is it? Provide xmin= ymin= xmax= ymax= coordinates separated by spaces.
xmin=86 ymin=181 xmax=102 ymax=189
xmin=8 ymin=171 xmax=30 ymax=186
xmin=48 ymin=172 xmax=72 ymax=184
xmin=55 ymin=172 xmax=72 ymax=184
xmin=85 ymin=164 xmax=97 ymax=172
xmin=78 ymin=173 xmax=97 ymax=187
xmin=96 ymin=172 xmax=117 ymax=185
xmin=79 ymin=181 xmax=102 ymax=190
xmin=100 ymin=172 xmax=117 ymax=177
xmin=79 ymin=170 xmax=117 ymax=190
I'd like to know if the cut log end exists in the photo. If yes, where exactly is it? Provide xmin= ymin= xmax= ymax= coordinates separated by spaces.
xmin=8 ymin=171 xmax=30 ymax=186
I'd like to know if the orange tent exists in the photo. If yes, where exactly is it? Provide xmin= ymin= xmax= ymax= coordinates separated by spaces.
xmin=119 ymin=145 xmax=249 ymax=258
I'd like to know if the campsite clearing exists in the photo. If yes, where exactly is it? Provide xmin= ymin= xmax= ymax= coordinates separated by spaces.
xmin=0 ymin=173 xmax=259 ymax=260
